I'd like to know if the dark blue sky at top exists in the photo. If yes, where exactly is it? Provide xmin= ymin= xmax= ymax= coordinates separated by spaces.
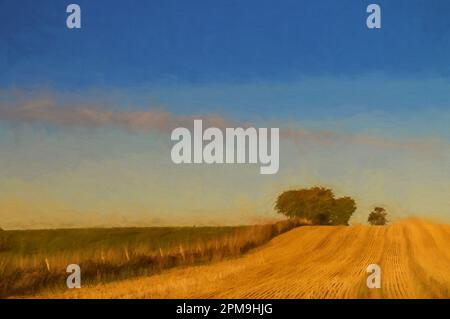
xmin=1 ymin=0 xmax=450 ymax=90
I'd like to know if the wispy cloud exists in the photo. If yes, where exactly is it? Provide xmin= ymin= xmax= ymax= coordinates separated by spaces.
xmin=0 ymin=96 xmax=237 ymax=132
xmin=0 ymin=95 xmax=442 ymax=156
xmin=280 ymin=127 xmax=441 ymax=155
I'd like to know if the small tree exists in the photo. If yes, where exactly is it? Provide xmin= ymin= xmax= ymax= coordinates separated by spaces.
xmin=368 ymin=207 xmax=388 ymax=225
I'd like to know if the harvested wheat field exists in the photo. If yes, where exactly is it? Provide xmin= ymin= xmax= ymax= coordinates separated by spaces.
xmin=32 ymin=219 xmax=450 ymax=299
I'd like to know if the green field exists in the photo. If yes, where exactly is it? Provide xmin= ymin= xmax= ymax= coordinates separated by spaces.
xmin=0 ymin=220 xmax=302 ymax=298
xmin=0 ymin=226 xmax=243 ymax=257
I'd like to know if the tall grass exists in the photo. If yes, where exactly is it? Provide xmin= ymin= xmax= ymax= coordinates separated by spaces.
xmin=0 ymin=219 xmax=303 ymax=298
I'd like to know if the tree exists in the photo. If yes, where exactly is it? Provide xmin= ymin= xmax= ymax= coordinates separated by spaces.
xmin=330 ymin=197 xmax=356 ymax=226
xmin=275 ymin=187 xmax=356 ymax=225
xmin=368 ymin=207 xmax=388 ymax=225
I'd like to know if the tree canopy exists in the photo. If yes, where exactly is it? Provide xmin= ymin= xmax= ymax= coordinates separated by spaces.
xmin=368 ymin=207 xmax=388 ymax=225
xmin=275 ymin=187 xmax=356 ymax=225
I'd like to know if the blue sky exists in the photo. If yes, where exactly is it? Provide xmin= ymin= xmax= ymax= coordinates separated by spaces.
xmin=2 ymin=0 xmax=450 ymax=121
xmin=2 ymin=0 xmax=450 ymax=88
xmin=1 ymin=1 xmax=450 ymax=228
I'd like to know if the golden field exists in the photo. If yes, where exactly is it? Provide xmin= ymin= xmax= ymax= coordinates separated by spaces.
xmin=29 ymin=219 xmax=450 ymax=299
